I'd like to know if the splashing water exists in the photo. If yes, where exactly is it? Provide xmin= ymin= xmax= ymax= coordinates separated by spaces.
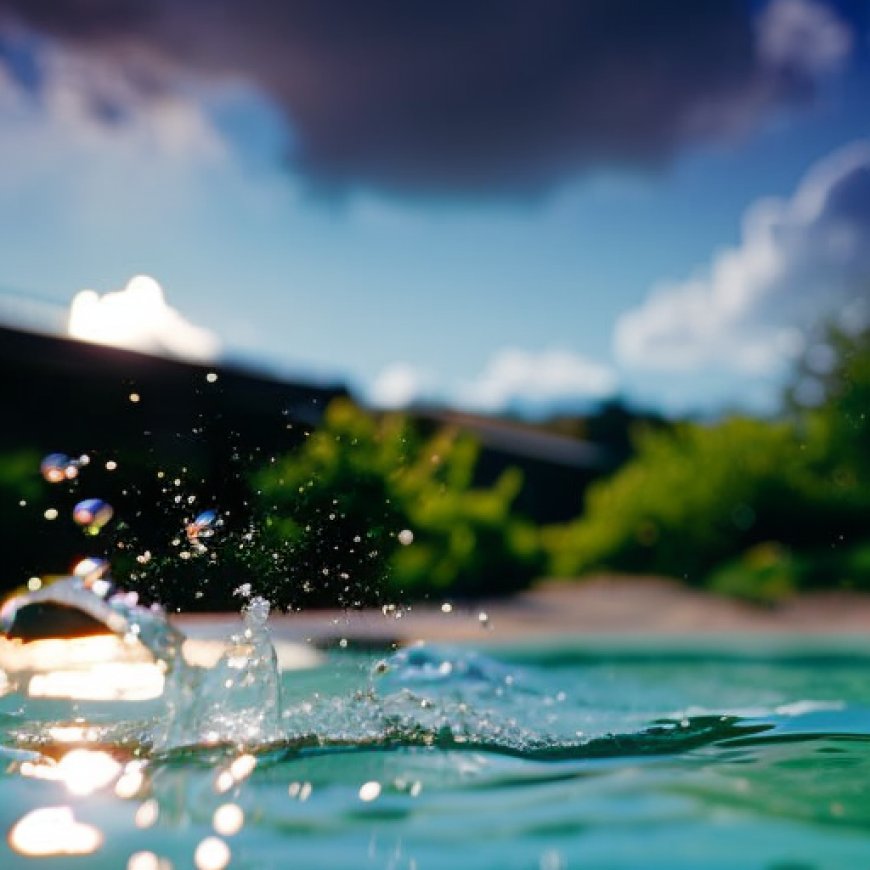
xmin=0 ymin=572 xmax=287 ymax=761
xmin=9 ymin=454 xmax=870 ymax=867
xmin=4 ymin=587 xmax=870 ymax=870
xmin=159 ymin=596 xmax=282 ymax=750
xmin=0 ymin=574 xmax=185 ymax=681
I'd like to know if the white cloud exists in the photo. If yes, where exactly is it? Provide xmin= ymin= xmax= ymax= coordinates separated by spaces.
xmin=368 ymin=362 xmax=430 ymax=409
xmin=616 ymin=141 xmax=870 ymax=375
xmin=756 ymin=0 xmax=853 ymax=77
xmin=368 ymin=349 xmax=617 ymax=414
xmin=68 ymin=275 xmax=221 ymax=361
xmin=458 ymin=348 xmax=617 ymax=413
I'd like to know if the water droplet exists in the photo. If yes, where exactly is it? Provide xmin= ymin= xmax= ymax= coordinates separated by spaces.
xmin=72 ymin=499 xmax=114 ymax=530
xmin=40 ymin=453 xmax=71 ymax=483
xmin=398 ymin=529 xmax=414 ymax=546
xmin=27 ymin=577 xmax=41 ymax=591
xmin=44 ymin=508 xmax=58 ymax=521
xmin=441 ymin=602 xmax=453 ymax=613
xmin=105 ymin=460 xmax=118 ymax=471
xmin=73 ymin=557 xmax=110 ymax=585
xmin=129 ymin=393 xmax=140 ymax=403
xmin=187 ymin=509 xmax=219 ymax=550
xmin=206 ymin=372 xmax=218 ymax=383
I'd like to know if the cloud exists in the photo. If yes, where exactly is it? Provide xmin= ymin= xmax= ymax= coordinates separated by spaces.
xmin=756 ymin=0 xmax=853 ymax=76
xmin=369 ymin=348 xmax=617 ymax=414
xmin=615 ymin=141 xmax=870 ymax=374
xmin=459 ymin=349 xmax=617 ymax=413
xmin=368 ymin=362 xmax=430 ymax=410
xmin=0 ymin=0 xmax=857 ymax=196
xmin=0 ymin=23 xmax=224 ymax=161
xmin=68 ymin=275 xmax=221 ymax=361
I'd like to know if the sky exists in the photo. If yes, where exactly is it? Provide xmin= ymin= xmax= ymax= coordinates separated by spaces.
xmin=0 ymin=0 xmax=869 ymax=417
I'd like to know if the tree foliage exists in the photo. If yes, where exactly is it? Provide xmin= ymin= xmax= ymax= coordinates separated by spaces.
xmin=545 ymin=325 xmax=870 ymax=597
xmin=253 ymin=398 xmax=543 ymax=607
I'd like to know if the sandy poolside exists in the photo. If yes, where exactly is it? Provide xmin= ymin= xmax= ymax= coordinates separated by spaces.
xmin=172 ymin=576 xmax=870 ymax=649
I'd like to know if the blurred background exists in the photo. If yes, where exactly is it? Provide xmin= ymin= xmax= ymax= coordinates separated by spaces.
xmin=1 ymin=0 xmax=870 ymax=610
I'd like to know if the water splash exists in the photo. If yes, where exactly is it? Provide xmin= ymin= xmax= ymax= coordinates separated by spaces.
xmin=374 ymin=645 xmax=522 ymax=689
xmin=158 ymin=596 xmax=282 ymax=750
xmin=1 ymin=574 xmax=180 ymax=658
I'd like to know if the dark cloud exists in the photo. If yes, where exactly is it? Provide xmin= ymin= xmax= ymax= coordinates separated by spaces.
xmin=0 ymin=0 xmax=859 ymax=196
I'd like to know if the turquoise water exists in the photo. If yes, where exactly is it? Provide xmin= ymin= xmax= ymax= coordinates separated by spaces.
xmin=2 ymin=637 xmax=870 ymax=869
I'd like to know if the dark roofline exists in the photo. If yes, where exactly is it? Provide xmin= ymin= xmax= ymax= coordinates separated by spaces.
xmin=416 ymin=408 xmax=609 ymax=470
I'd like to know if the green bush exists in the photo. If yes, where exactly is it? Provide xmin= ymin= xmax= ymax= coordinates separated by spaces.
xmin=545 ymin=326 xmax=870 ymax=598
xmin=709 ymin=540 xmax=870 ymax=604
xmin=252 ymin=398 xmax=544 ymax=607
xmin=706 ymin=543 xmax=801 ymax=605
xmin=544 ymin=414 xmax=870 ymax=587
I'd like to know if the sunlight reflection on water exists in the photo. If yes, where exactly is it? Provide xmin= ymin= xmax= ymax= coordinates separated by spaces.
xmin=8 ymin=805 xmax=104 ymax=857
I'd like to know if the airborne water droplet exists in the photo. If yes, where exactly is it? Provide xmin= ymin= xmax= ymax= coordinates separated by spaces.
xmin=73 ymin=557 xmax=110 ymax=586
xmin=72 ymin=499 xmax=114 ymax=531
xmin=186 ymin=509 xmax=220 ymax=554
xmin=40 ymin=453 xmax=71 ymax=483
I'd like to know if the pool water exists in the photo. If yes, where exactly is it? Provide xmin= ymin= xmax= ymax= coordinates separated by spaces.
xmin=2 ymin=636 xmax=870 ymax=869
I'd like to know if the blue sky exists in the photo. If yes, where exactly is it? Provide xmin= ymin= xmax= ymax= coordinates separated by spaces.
xmin=1 ymin=0 xmax=869 ymax=417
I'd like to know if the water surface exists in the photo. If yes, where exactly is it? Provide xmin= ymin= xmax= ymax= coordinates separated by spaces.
xmin=2 ymin=635 xmax=870 ymax=869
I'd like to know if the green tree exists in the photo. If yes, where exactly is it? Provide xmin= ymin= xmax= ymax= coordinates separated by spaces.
xmin=545 ymin=324 xmax=870 ymax=598
xmin=253 ymin=398 xmax=543 ymax=607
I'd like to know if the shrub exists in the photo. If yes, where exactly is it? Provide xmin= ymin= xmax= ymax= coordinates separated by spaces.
xmin=544 ymin=414 xmax=870 ymax=587
xmin=253 ymin=399 xmax=544 ymax=608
